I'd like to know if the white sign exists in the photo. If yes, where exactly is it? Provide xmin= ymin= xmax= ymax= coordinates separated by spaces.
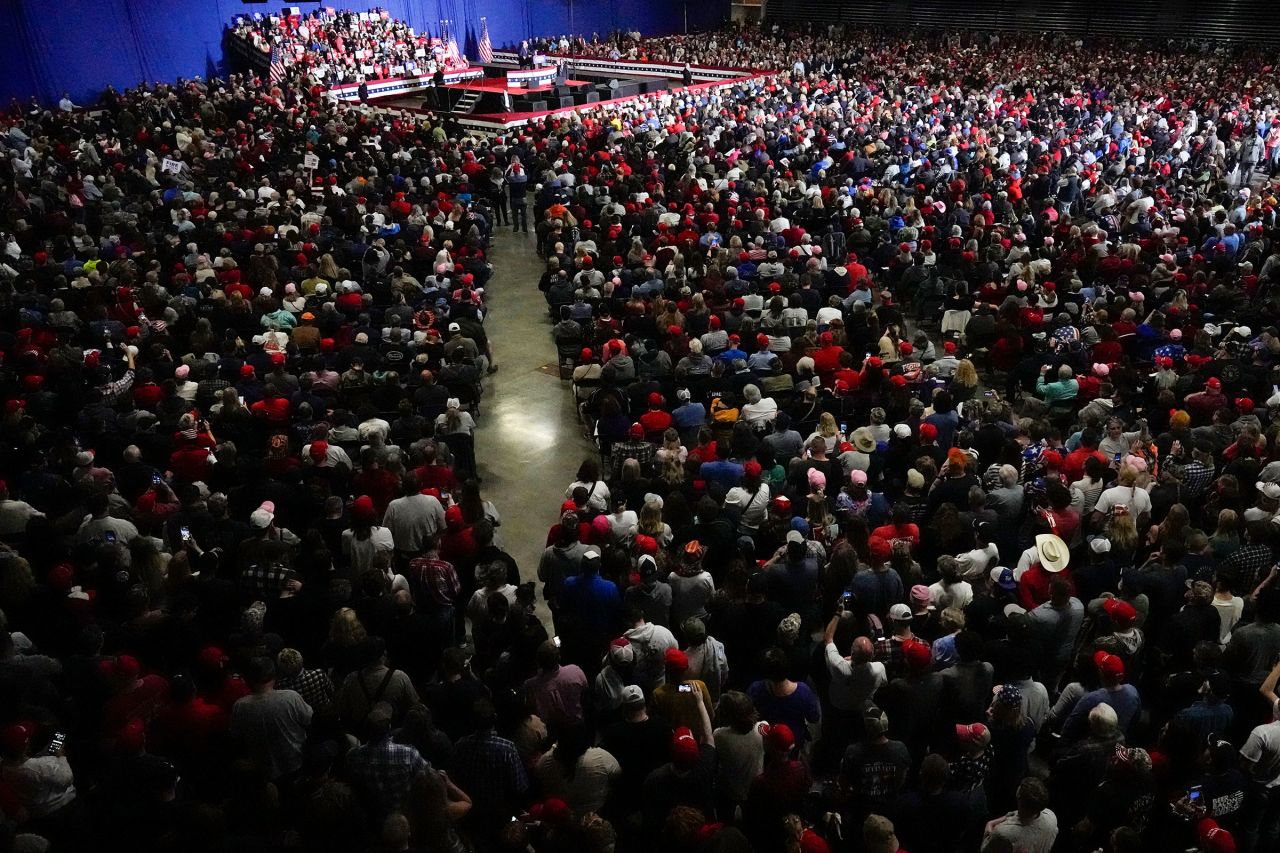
xmin=161 ymin=158 xmax=182 ymax=175
xmin=303 ymin=152 xmax=320 ymax=170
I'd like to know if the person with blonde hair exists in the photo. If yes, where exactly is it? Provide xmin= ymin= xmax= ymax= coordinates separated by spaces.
xmin=1092 ymin=464 xmax=1152 ymax=531
xmin=324 ymin=607 xmax=369 ymax=680
xmin=630 ymin=497 xmax=673 ymax=546
xmin=950 ymin=358 xmax=979 ymax=402
xmin=806 ymin=412 xmax=840 ymax=454
xmin=1210 ymin=508 xmax=1241 ymax=558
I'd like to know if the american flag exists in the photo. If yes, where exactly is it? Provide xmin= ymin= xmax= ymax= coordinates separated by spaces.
xmin=269 ymin=45 xmax=287 ymax=85
xmin=478 ymin=17 xmax=494 ymax=64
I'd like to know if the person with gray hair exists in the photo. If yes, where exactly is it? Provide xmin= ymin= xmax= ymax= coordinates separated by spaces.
xmin=740 ymin=383 xmax=778 ymax=426
xmin=986 ymin=465 xmax=1026 ymax=562
xmin=1035 ymin=363 xmax=1079 ymax=403
xmin=465 ymin=560 xmax=517 ymax=625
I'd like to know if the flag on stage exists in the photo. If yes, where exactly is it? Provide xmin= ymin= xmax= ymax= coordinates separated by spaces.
xmin=478 ymin=17 xmax=494 ymax=64
xmin=269 ymin=45 xmax=287 ymax=84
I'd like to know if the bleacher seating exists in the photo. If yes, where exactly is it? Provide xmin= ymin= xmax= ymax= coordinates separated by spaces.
xmin=766 ymin=0 xmax=1280 ymax=42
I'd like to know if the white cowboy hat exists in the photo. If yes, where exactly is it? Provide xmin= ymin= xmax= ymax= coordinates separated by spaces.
xmin=1035 ymin=533 xmax=1070 ymax=573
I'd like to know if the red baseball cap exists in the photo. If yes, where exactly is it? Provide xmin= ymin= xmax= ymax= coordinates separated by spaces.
xmin=763 ymin=722 xmax=796 ymax=753
xmin=351 ymin=495 xmax=376 ymax=522
xmin=0 ymin=721 xmax=33 ymax=755
xmin=633 ymin=534 xmax=659 ymax=554
xmin=1093 ymin=650 xmax=1126 ymax=679
xmin=1198 ymin=818 xmax=1236 ymax=853
xmin=903 ymin=639 xmax=933 ymax=671
xmin=1102 ymin=597 xmax=1137 ymax=628
xmin=671 ymin=726 xmax=700 ymax=766
xmin=665 ymin=648 xmax=690 ymax=673
xmin=955 ymin=722 xmax=990 ymax=747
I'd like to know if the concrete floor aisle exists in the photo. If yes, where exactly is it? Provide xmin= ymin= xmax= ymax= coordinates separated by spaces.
xmin=472 ymin=229 xmax=596 ymax=594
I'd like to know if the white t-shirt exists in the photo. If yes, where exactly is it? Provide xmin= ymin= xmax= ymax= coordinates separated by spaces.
xmin=1214 ymin=595 xmax=1245 ymax=646
xmin=824 ymin=644 xmax=886 ymax=712
xmin=534 ymin=746 xmax=621 ymax=816
xmin=725 ymin=483 xmax=770 ymax=531
xmin=986 ymin=809 xmax=1059 ymax=853
xmin=1241 ymin=721 xmax=1280 ymax=787
xmin=928 ymin=579 xmax=974 ymax=610
xmin=341 ymin=526 xmax=395 ymax=573
xmin=956 ymin=544 xmax=999 ymax=581
xmin=567 ymin=480 xmax=611 ymax=513
xmin=1093 ymin=483 xmax=1152 ymax=519
xmin=742 ymin=398 xmax=779 ymax=424
xmin=0 ymin=499 xmax=43 ymax=537
xmin=606 ymin=511 xmax=638 ymax=544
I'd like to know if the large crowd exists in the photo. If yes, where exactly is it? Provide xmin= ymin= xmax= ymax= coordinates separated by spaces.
xmin=230 ymin=8 xmax=470 ymax=87
xmin=5 ymin=13 xmax=1280 ymax=853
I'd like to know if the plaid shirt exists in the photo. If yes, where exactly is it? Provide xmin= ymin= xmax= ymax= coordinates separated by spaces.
xmin=406 ymin=555 xmax=461 ymax=607
xmin=873 ymin=634 xmax=910 ymax=682
xmin=240 ymin=562 xmax=291 ymax=599
xmin=277 ymin=668 xmax=334 ymax=711
xmin=1178 ymin=459 xmax=1215 ymax=498
xmin=610 ymin=439 xmax=656 ymax=479
xmin=346 ymin=736 xmax=429 ymax=815
xmin=450 ymin=731 xmax=528 ymax=820
xmin=98 ymin=368 xmax=135 ymax=405
xmin=1221 ymin=544 xmax=1274 ymax=592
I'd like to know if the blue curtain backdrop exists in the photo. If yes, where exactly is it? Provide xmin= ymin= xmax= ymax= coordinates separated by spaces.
xmin=0 ymin=0 xmax=729 ymax=105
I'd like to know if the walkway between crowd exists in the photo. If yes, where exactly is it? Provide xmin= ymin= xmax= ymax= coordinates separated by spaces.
xmin=473 ymin=229 xmax=596 ymax=599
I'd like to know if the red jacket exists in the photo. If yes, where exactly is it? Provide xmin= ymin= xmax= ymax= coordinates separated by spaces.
xmin=1017 ymin=565 xmax=1074 ymax=611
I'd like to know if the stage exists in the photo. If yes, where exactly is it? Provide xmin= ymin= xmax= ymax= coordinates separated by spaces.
xmin=443 ymin=76 xmax=595 ymax=96
xmin=349 ymin=53 xmax=768 ymax=134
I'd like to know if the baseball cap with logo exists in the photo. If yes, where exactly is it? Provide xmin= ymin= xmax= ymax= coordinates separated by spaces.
xmin=990 ymin=566 xmax=1018 ymax=590
xmin=763 ymin=723 xmax=796 ymax=753
xmin=1197 ymin=818 xmax=1236 ymax=853
xmin=955 ymin=722 xmax=991 ymax=749
xmin=608 ymin=638 xmax=634 ymax=667
xmin=1103 ymin=597 xmax=1138 ymax=628
xmin=620 ymin=684 xmax=645 ymax=707
xmin=1093 ymin=650 xmax=1126 ymax=679
xmin=670 ymin=727 xmax=700 ymax=767
xmin=889 ymin=603 xmax=913 ymax=622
